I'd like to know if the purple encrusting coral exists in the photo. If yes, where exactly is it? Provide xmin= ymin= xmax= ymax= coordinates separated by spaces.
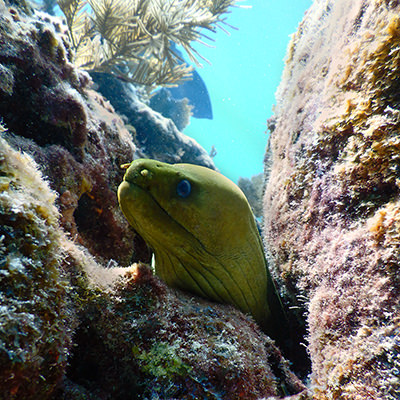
xmin=264 ymin=0 xmax=400 ymax=398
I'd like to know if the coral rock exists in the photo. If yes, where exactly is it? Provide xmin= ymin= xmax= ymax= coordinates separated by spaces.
xmin=66 ymin=264 xmax=309 ymax=400
xmin=90 ymin=71 xmax=216 ymax=168
xmin=0 ymin=138 xmax=309 ymax=399
xmin=0 ymin=4 xmax=136 ymax=264
xmin=0 ymin=2 xmax=310 ymax=399
xmin=264 ymin=0 xmax=400 ymax=398
xmin=0 ymin=138 xmax=72 ymax=399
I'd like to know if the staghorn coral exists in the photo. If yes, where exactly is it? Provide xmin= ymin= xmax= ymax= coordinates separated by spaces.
xmin=58 ymin=0 xmax=243 ymax=86
xmin=264 ymin=0 xmax=400 ymax=398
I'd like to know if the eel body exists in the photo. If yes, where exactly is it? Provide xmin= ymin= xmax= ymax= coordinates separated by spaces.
xmin=118 ymin=158 xmax=282 ymax=333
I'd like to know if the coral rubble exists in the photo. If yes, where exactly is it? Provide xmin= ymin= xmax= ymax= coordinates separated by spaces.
xmin=264 ymin=0 xmax=400 ymax=398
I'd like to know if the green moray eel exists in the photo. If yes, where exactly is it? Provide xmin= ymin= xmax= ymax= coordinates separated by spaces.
xmin=117 ymin=158 xmax=285 ymax=335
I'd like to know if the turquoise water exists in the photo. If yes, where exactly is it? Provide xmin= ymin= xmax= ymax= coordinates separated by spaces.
xmin=185 ymin=0 xmax=312 ymax=183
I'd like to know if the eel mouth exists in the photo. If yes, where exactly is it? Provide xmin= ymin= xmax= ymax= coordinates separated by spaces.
xmin=118 ymin=178 xmax=186 ymax=244
xmin=119 ymin=178 xmax=253 ymax=309
xmin=118 ymin=180 xmax=245 ymax=310
xmin=117 ymin=180 xmax=142 ymax=231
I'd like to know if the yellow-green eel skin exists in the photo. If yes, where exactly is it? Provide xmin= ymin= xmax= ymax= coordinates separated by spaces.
xmin=118 ymin=158 xmax=284 ymax=335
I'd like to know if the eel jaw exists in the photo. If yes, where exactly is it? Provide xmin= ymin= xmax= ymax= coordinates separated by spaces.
xmin=117 ymin=180 xmax=142 ymax=231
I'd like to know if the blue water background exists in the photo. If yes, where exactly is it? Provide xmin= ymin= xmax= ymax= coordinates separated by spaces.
xmin=185 ymin=0 xmax=312 ymax=182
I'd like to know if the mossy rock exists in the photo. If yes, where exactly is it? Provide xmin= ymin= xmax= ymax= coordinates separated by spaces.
xmin=0 ymin=138 xmax=72 ymax=400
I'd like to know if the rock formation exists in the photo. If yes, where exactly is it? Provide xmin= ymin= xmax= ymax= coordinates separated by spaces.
xmin=264 ymin=1 xmax=400 ymax=398
xmin=0 ymin=1 xmax=308 ymax=398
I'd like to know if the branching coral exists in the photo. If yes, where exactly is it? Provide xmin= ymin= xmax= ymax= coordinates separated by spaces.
xmin=58 ymin=0 xmax=243 ymax=86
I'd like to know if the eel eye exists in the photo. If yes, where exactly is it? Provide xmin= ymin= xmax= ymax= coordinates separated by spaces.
xmin=176 ymin=179 xmax=191 ymax=198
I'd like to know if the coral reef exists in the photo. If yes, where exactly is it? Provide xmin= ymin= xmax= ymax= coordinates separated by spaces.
xmin=0 ymin=137 xmax=72 ymax=399
xmin=90 ymin=71 xmax=215 ymax=167
xmin=0 ymin=135 xmax=309 ymax=399
xmin=58 ymin=0 xmax=241 ymax=86
xmin=264 ymin=0 xmax=400 ymax=398
xmin=0 ymin=1 xmax=310 ymax=399
xmin=65 ymin=264 xmax=308 ymax=400
xmin=0 ymin=0 xmax=214 ymax=265
xmin=149 ymin=87 xmax=192 ymax=131
xmin=0 ymin=0 xmax=137 ymax=264
xmin=238 ymin=173 xmax=264 ymax=219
